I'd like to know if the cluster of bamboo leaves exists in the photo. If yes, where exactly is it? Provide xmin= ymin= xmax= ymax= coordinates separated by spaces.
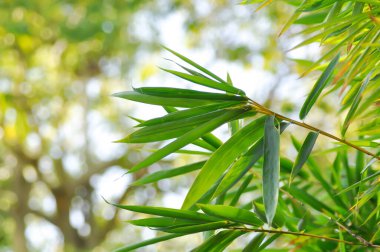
xmin=110 ymin=0 xmax=380 ymax=251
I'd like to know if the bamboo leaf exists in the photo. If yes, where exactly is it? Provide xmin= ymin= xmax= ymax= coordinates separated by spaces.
xmin=195 ymin=230 xmax=246 ymax=252
xmin=263 ymin=115 xmax=280 ymax=226
xmin=114 ymin=233 xmax=185 ymax=252
xmin=243 ymin=233 xmax=266 ymax=252
xmin=118 ymin=109 xmax=228 ymax=143
xmin=131 ymin=161 xmax=206 ymax=186
xmin=111 ymin=204 xmax=221 ymax=222
xmin=162 ymin=46 xmax=228 ymax=84
xmin=213 ymin=122 xmax=289 ymax=198
xmin=160 ymin=68 xmax=245 ymax=95
xmin=290 ymin=132 xmax=319 ymax=184
xmin=134 ymin=87 xmax=247 ymax=101
xmin=161 ymin=221 xmax=234 ymax=234
xmin=198 ymin=204 xmax=264 ymax=227
xmin=128 ymin=108 xmax=247 ymax=173
xmin=136 ymin=102 xmax=255 ymax=127
xmin=229 ymin=174 xmax=253 ymax=206
xmin=182 ymin=116 xmax=267 ymax=209
xmin=299 ymin=53 xmax=340 ymax=120
xmin=128 ymin=217 xmax=202 ymax=227
xmin=113 ymin=91 xmax=213 ymax=108
xmin=341 ymin=71 xmax=372 ymax=136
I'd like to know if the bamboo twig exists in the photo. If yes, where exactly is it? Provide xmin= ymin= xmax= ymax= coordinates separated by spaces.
xmin=248 ymin=100 xmax=380 ymax=161
xmin=228 ymin=227 xmax=380 ymax=248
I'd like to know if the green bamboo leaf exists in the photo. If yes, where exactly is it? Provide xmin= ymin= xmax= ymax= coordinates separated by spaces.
xmin=111 ymin=204 xmax=221 ymax=222
xmin=263 ymin=115 xmax=280 ymax=226
xmin=289 ymin=132 xmax=319 ymax=184
xmin=128 ymin=217 xmax=201 ymax=227
xmin=160 ymin=68 xmax=245 ymax=95
xmin=128 ymin=108 xmax=247 ymax=173
xmin=341 ymin=71 xmax=372 ymax=136
xmin=192 ymin=230 xmax=235 ymax=252
xmin=113 ymin=91 xmax=213 ymax=108
xmin=118 ymin=109 xmax=228 ymax=143
xmin=229 ymin=174 xmax=253 ymax=206
xmin=299 ymin=53 xmax=340 ymax=120
xmin=257 ymin=234 xmax=281 ymax=251
xmin=213 ymin=123 xmax=289 ymax=198
xmin=131 ymin=161 xmax=206 ymax=186
xmin=226 ymin=72 xmax=241 ymax=135
xmin=337 ymin=170 xmax=380 ymax=195
xmin=198 ymin=204 xmax=264 ymax=227
xmin=114 ymin=233 xmax=185 ymax=252
xmin=243 ymin=233 xmax=266 ymax=252
xmin=162 ymin=46 xmax=228 ymax=84
xmin=134 ymin=87 xmax=247 ymax=101
xmin=206 ymin=230 xmax=245 ymax=252
xmin=137 ymin=102 xmax=241 ymax=127
xmin=279 ymin=2 xmax=304 ymax=36
xmin=162 ymin=221 xmax=234 ymax=233
xmin=182 ymin=116 xmax=267 ymax=209
xmin=286 ymin=186 xmax=335 ymax=214
xmin=193 ymin=230 xmax=245 ymax=252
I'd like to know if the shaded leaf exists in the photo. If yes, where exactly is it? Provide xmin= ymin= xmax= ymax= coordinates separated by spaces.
xmin=290 ymin=132 xmax=319 ymax=184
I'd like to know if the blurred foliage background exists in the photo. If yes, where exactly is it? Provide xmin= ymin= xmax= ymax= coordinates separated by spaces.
xmin=0 ymin=0 xmax=328 ymax=251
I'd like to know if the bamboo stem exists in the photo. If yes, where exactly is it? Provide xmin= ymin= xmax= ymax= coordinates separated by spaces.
xmin=248 ymin=100 xmax=380 ymax=161
xmin=228 ymin=227 xmax=380 ymax=248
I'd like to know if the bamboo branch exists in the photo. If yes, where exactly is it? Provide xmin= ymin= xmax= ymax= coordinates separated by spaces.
xmin=248 ymin=100 xmax=380 ymax=161
xmin=228 ymin=227 xmax=380 ymax=248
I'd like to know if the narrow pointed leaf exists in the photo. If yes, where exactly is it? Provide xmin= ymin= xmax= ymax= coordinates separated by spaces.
xmin=229 ymin=174 xmax=253 ymax=206
xmin=162 ymin=46 xmax=227 ymax=84
xmin=128 ymin=217 xmax=202 ymax=227
xmin=129 ymin=108 xmax=247 ymax=173
xmin=198 ymin=204 xmax=264 ymax=227
xmin=162 ymin=221 xmax=234 ymax=234
xmin=131 ymin=161 xmax=206 ymax=186
xmin=138 ymin=102 xmax=241 ymax=127
xmin=182 ymin=116 xmax=267 ymax=209
xmin=193 ymin=230 xmax=244 ymax=252
xmin=213 ymin=122 xmax=289 ymax=198
xmin=113 ymin=91 xmax=213 ymax=108
xmin=290 ymin=132 xmax=319 ymax=184
xmin=134 ymin=87 xmax=247 ymax=101
xmin=299 ymin=53 xmax=340 ymax=119
xmin=111 ymin=204 xmax=221 ymax=222
xmin=243 ymin=233 xmax=266 ymax=252
xmin=341 ymin=71 xmax=372 ymax=136
xmin=119 ymin=109 xmax=228 ymax=143
xmin=263 ymin=115 xmax=280 ymax=226
xmin=114 ymin=233 xmax=185 ymax=252
xmin=160 ymin=68 xmax=245 ymax=95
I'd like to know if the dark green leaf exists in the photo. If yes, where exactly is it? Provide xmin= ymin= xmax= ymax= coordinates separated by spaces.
xmin=198 ymin=204 xmax=264 ymax=227
xmin=131 ymin=161 xmax=206 ymax=186
xmin=299 ymin=53 xmax=340 ymax=119
xmin=113 ymin=91 xmax=214 ymax=108
xmin=290 ymin=132 xmax=319 ymax=184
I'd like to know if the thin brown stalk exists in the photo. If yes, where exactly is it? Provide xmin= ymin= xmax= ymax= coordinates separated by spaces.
xmin=228 ymin=227 xmax=380 ymax=248
xmin=248 ymin=100 xmax=380 ymax=161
